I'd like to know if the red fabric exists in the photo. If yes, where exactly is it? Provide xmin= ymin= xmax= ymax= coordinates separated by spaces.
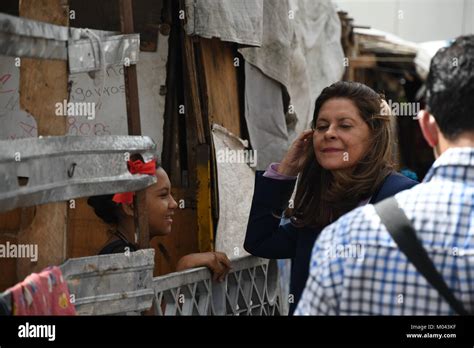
xmin=127 ymin=159 xmax=156 ymax=175
xmin=113 ymin=159 xmax=157 ymax=204
xmin=112 ymin=191 xmax=135 ymax=204
xmin=10 ymin=266 xmax=76 ymax=316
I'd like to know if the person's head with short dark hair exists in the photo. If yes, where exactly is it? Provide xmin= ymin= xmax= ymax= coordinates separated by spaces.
xmin=418 ymin=35 xmax=474 ymax=157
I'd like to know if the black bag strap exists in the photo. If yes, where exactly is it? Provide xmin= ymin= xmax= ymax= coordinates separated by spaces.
xmin=374 ymin=197 xmax=469 ymax=315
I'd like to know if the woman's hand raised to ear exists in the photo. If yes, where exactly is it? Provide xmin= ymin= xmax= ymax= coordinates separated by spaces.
xmin=278 ymin=129 xmax=314 ymax=177
xmin=176 ymin=252 xmax=232 ymax=282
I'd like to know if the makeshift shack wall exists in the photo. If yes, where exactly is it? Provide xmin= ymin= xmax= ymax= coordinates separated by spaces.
xmin=65 ymin=1 xmax=174 ymax=274
xmin=0 ymin=0 xmax=70 ymax=290
xmin=0 ymin=0 xmax=246 ymax=287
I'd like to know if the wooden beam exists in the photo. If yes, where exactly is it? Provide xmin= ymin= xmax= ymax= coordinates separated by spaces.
xmin=161 ymin=1 xmax=181 ymax=185
xmin=197 ymin=38 xmax=241 ymax=137
xmin=67 ymin=198 xmax=109 ymax=258
xmin=196 ymin=38 xmax=243 ymax=225
xmin=178 ymin=0 xmax=214 ymax=253
xmin=133 ymin=190 xmax=149 ymax=249
xmin=119 ymin=0 xmax=143 ymax=136
xmin=150 ymin=188 xmax=198 ymax=276
xmin=349 ymin=55 xmax=377 ymax=69
xmin=196 ymin=145 xmax=213 ymax=252
xmin=179 ymin=0 xmax=206 ymax=145
xmin=148 ymin=0 xmax=200 ymax=276
xmin=119 ymin=0 xmax=150 ymax=249
xmin=16 ymin=0 xmax=69 ymax=281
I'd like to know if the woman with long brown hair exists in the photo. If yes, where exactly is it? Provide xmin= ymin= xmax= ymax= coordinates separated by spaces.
xmin=244 ymin=81 xmax=418 ymax=314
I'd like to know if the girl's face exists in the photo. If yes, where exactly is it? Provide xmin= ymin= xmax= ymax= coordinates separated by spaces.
xmin=146 ymin=168 xmax=178 ymax=237
xmin=313 ymin=98 xmax=371 ymax=171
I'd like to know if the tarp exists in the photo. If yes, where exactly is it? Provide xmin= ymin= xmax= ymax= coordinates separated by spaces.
xmin=239 ymin=0 xmax=345 ymax=168
xmin=244 ymin=62 xmax=289 ymax=170
xmin=184 ymin=1 xmax=345 ymax=168
xmin=212 ymin=124 xmax=253 ymax=260
xmin=184 ymin=0 xmax=263 ymax=46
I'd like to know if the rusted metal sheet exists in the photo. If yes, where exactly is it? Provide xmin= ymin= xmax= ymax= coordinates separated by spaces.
xmin=0 ymin=13 xmax=140 ymax=72
xmin=61 ymin=249 xmax=155 ymax=315
xmin=0 ymin=135 xmax=157 ymax=212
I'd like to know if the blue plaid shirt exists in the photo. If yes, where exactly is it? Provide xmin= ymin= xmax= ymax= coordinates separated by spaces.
xmin=295 ymin=147 xmax=474 ymax=315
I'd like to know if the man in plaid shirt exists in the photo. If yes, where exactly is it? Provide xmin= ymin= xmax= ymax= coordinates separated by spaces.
xmin=295 ymin=35 xmax=474 ymax=315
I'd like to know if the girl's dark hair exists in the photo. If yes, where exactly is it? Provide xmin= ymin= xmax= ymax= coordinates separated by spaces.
xmin=284 ymin=81 xmax=395 ymax=228
xmin=87 ymin=154 xmax=159 ymax=225
xmin=87 ymin=194 xmax=121 ymax=225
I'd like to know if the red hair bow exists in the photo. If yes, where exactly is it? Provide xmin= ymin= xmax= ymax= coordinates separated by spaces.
xmin=112 ymin=159 xmax=157 ymax=204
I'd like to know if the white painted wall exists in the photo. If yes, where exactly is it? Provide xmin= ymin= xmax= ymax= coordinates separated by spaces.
xmin=334 ymin=0 xmax=474 ymax=43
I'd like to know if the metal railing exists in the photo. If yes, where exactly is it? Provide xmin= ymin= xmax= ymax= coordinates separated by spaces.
xmin=153 ymin=256 xmax=282 ymax=316
xmin=62 ymin=250 xmax=282 ymax=316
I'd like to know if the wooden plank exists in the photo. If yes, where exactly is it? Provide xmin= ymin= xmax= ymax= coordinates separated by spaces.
xmin=161 ymin=1 xmax=181 ymax=185
xmin=0 ymin=206 xmax=35 ymax=290
xmin=350 ymin=54 xmax=377 ymax=69
xmin=0 ymin=235 xmax=18 ymax=291
xmin=0 ymin=209 xmax=21 ymax=233
xmin=119 ymin=0 xmax=150 ymax=249
xmin=178 ymin=4 xmax=213 ymax=253
xmin=67 ymin=198 xmax=110 ymax=258
xmin=196 ymin=38 xmax=243 ymax=231
xmin=148 ymin=0 xmax=200 ymax=276
xmin=16 ymin=0 xmax=69 ymax=281
xmin=196 ymin=145 xmax=213 ymax=252
xmin=133 ymin=191 xmax=149 ymax=248
xmin=132 ymin=0 xmax=163 ymax=52
xmin=162 ymin=86 xmax=182 ymax=186
xmin=150 ymin=188 xmax=198 ymax=276
xmin=179 ymin=0 xmax=206 ymax=145
xmin=178 ymin=23 xmax=243 ymax=255
xmin=198 ymin=38 xmax=241 ymax=137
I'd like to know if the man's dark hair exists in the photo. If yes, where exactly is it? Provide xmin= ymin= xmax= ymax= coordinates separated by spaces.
xmin=426 ymin=35 xmax=474 ymax=140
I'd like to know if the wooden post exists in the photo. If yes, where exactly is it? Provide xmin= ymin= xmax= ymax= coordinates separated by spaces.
xmin=17 ymin=0 xmax=69 ymax=280
xmin=119 ymin=0 xmax=150 ymax=249
xmin=178 ymin=0 xmax=215 ymax=252
xmin=196 ymin=145 xmax=214 ymax=252
xmin=179 ymin=0 xmax=206 ymax=146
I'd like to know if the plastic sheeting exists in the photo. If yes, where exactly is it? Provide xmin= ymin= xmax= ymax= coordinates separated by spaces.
xmin=212 ymin=124 xmax=254 ymax=260
xmin=183 ymin=1 xmax=345 ymax=144
xmin=239 ymin=0 xmax=345 ymax=168
xmin=244 ymin=62 xmax=289 ymax=170
xmin=184 ymin=0 xmax=263 ymax=46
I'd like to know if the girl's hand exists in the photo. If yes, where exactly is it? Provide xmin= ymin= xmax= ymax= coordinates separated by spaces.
xmin=176 ymin=252 xmax=232 ymax=282
xmin=278 ymin=130 xmax=314 ymax=176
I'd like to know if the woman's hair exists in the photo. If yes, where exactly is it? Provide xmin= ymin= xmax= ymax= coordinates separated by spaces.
xmin=87 ymin=154 xmax=159 ymax=225
xmin=284 ymin=81 xmax=396 ymax=228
